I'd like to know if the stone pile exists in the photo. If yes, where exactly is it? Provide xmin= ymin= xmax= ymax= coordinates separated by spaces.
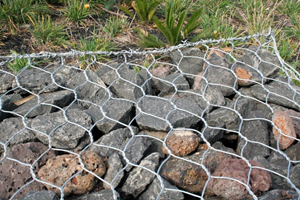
xmin=0 ymin=46 xmax=300 ymax=200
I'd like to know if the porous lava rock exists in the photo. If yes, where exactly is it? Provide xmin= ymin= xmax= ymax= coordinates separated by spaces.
xmin=272 ymin=110 xmax=297 ymax=150
xmin=162 ymin=129 xmax=200 ymax=156
xmin=37 ymin=151 xmax=106 ymax=197
xmin=207 ymin=158 xmax=271 ymax=200
xmin=0 ymin=142 xmax=56 ymax=200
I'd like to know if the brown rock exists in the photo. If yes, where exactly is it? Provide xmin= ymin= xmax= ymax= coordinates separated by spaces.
xmin=160 ymin=156 xmax=208 ymax=193
xmin=273 ymin=110 xmax=297 ymax=150
xmin=207 ymin=159 xmax=271 ymax=200
xmin=37 ymin=151 xmax=106 ymax=197
xmin=0 ymin=142 xmax=56 ymax=200
xmin=160 ymin=145 xmax=233 ymax=193
xmin=162 ymin=130 xmax=200 ymax=156
xmin=235 ymin=67 xmax=252 ymax=86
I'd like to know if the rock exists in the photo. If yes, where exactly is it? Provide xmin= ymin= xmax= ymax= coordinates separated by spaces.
xmin=89 ymin=126 xmax=139 ymax=158
xmin=272 ymin=110 xmax=297 ymax=150
xmin=121 ymin=152 xmax=160 ymax=199
xmin=170 ymin=48 xmax=205 ymax=85
xmin=124 ymin=133 xmax=152 ymax=172
xmin=140 ymin=130 xmax=167 ymax=158
xmin=207 ymin=159 xmax=271 ymax=200
xmin=237 ymin=110 xmax=270 ymax=159
xmin=201 ymin=123 xmax=224 ymax=145
xmin=258 ymin=189 xmax=300 ymax=200
xmin=109 ymin=64 xmax=152 ymax=101
xmin=103 ymin=153 xmax=124 ymax=189
xmin=251 ymin=78 xmax=300 ymax=111
xmin=0 ymin=142 xmax=56 ymax=200
xmin=0 ymin=72 xmax=15 ymax=93
xmin=205 ymin=102 xmax=241 ymax=131
xmin=30 ymin=108 xmax=92 ymax=149
xmin=95 ymin=63 xmax=119 ymax=86
xmin=136 ymin=96 xmax=203 ymax=131
xmin=234 ymin=64 xmax=256 ymax=86
xmin=239 ymin=46 xmax=280 ymax=80
xmin=160 ymin=155 xmax=208 ymax=193
xmin=284 ymin=142 xmax=300 ymax=161
xmin=157 ymin=73 xmax=190 ymax=96
xmin=162 ymin=129 xmax=200 ymax=157
xmin=0 ymin=117 xmax=36 ymax=154
xmin=202 ymin=50 xmax=237 ymax=97
xmin=13 ymin=90 xmax=75 ymax=118
xmin=85 ymin=98 xmax=134 ymax=134
xmin=0 ymin=93 xmax=22 ymax=121
xmin=289 ymin=164 xmax=300 ymax=189
xmin=20 ymin=191 xmax=59 ymax=200
xmin=66 ymin=70 xmax=109 ymax=108
xmin=267 ymin=151 xmax=290 ymax=189
xmin=150 ymin=66 xmax=172 ymax=92
xmin=12 ymin=67 xmax=60 ymax=93
xmin=137 ymin=177 xmax=184 ymax=200
xmin=37 ymin=151 xmax=106 ymax=197
xmin=285 ymin=109 xmax=300 ymax=137
xmin=66 ymin=189 xmax=120 ymax=200
xmin=52 ymin=65 xmax=81 ymax=87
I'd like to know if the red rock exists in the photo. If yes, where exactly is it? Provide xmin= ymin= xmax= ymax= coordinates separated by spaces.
xmin=207 ymin=158 xmax=271 ymax=200
xmin=0 ymin=142 xmax=56 ymax=200
xmin=162 ymin=130 xmax=200 ymax=156
xmin=37 ymin=151 xmax=106 ymax=196
xmin=273 ymin=110 xmax=297 ymax=150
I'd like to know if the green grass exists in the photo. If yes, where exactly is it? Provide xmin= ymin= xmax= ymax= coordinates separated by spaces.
xmin=28 ymin=14 xmax=68 ymax=48
xmin=0 ymin=0 xmax=300 ymax=75
xmin=0 ymin=0 xmax=48 ymax=33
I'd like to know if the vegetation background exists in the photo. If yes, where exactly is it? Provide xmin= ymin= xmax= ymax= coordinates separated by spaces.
xmin=0 ymin=0 xmax=300 ymax=73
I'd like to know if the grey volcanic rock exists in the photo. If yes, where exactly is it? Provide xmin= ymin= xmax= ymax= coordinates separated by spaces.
xmin=178 ymin=86 xmax=225 ymax=114
xmin=110 ymin=64 xmax=152 ymax=101
xmin=170 ymin=47 xmax=205 ymax=85
xmin=201 ymin=122 xmax=224 ymax=144
xmin=13 ymin=90 xmax=74 ymax=118
xmin=137 ymin=177 xmax=184 ymax=200
xmin=240 ymin=46 xmax=280 ymax=80
xmin=0 ymin=142 xmax=56 ymax=200
xmin=124 ymin=133 xmax=152 ymax=171
xmin=89 ymin=126 xmax=139 ymax=158
xmin=0 ymin=72 xmax=16 ymax=93
xmin=95 ymin=63 xmax=119 ymax=86
xmin=0 ymin=117 xmax=36 ymax=154
xmin=12 ymin=68 xmax=60 ymax=93
xmin=205 ymin=103 xmax=241 ymax=131
xmin=66 ymin=189 xmax=120 ymax=200
xmin=267 ymin=151 xmax=290 ymax=189
xmin=136 ymin=96 xmax=203 ymax=131
xmin=121 ymin=152 xmax=160 ymax=199
xmin=237 ymin=110 xmax=270 ymax=159
xmin=85 ymin=98 xmax=134 ymax=134
xmin=203 ymin=51 xmax=237 ymax=96
xmin=0 ymin=93 xmax=22 ymax=121
xmin=30 ymin=109 xmax=92 ymax=149
xmin=251 ymin=78 xmax=300 ymax=111
xmin=66 ymin=70 xmax=109 ymax=108
xmin=103 ymin=153 xmax=124 ymax=189
xmin=289 ymin=164 xmax=300 ymax=189
xmin=20 ymin=191 xmax=59 ymax=200
xmin=157 ymin=73 xmax=190 ymax=96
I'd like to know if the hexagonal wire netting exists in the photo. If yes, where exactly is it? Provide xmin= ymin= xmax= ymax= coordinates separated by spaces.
xmin=0 ymin=28 xmax=300 ymax=200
